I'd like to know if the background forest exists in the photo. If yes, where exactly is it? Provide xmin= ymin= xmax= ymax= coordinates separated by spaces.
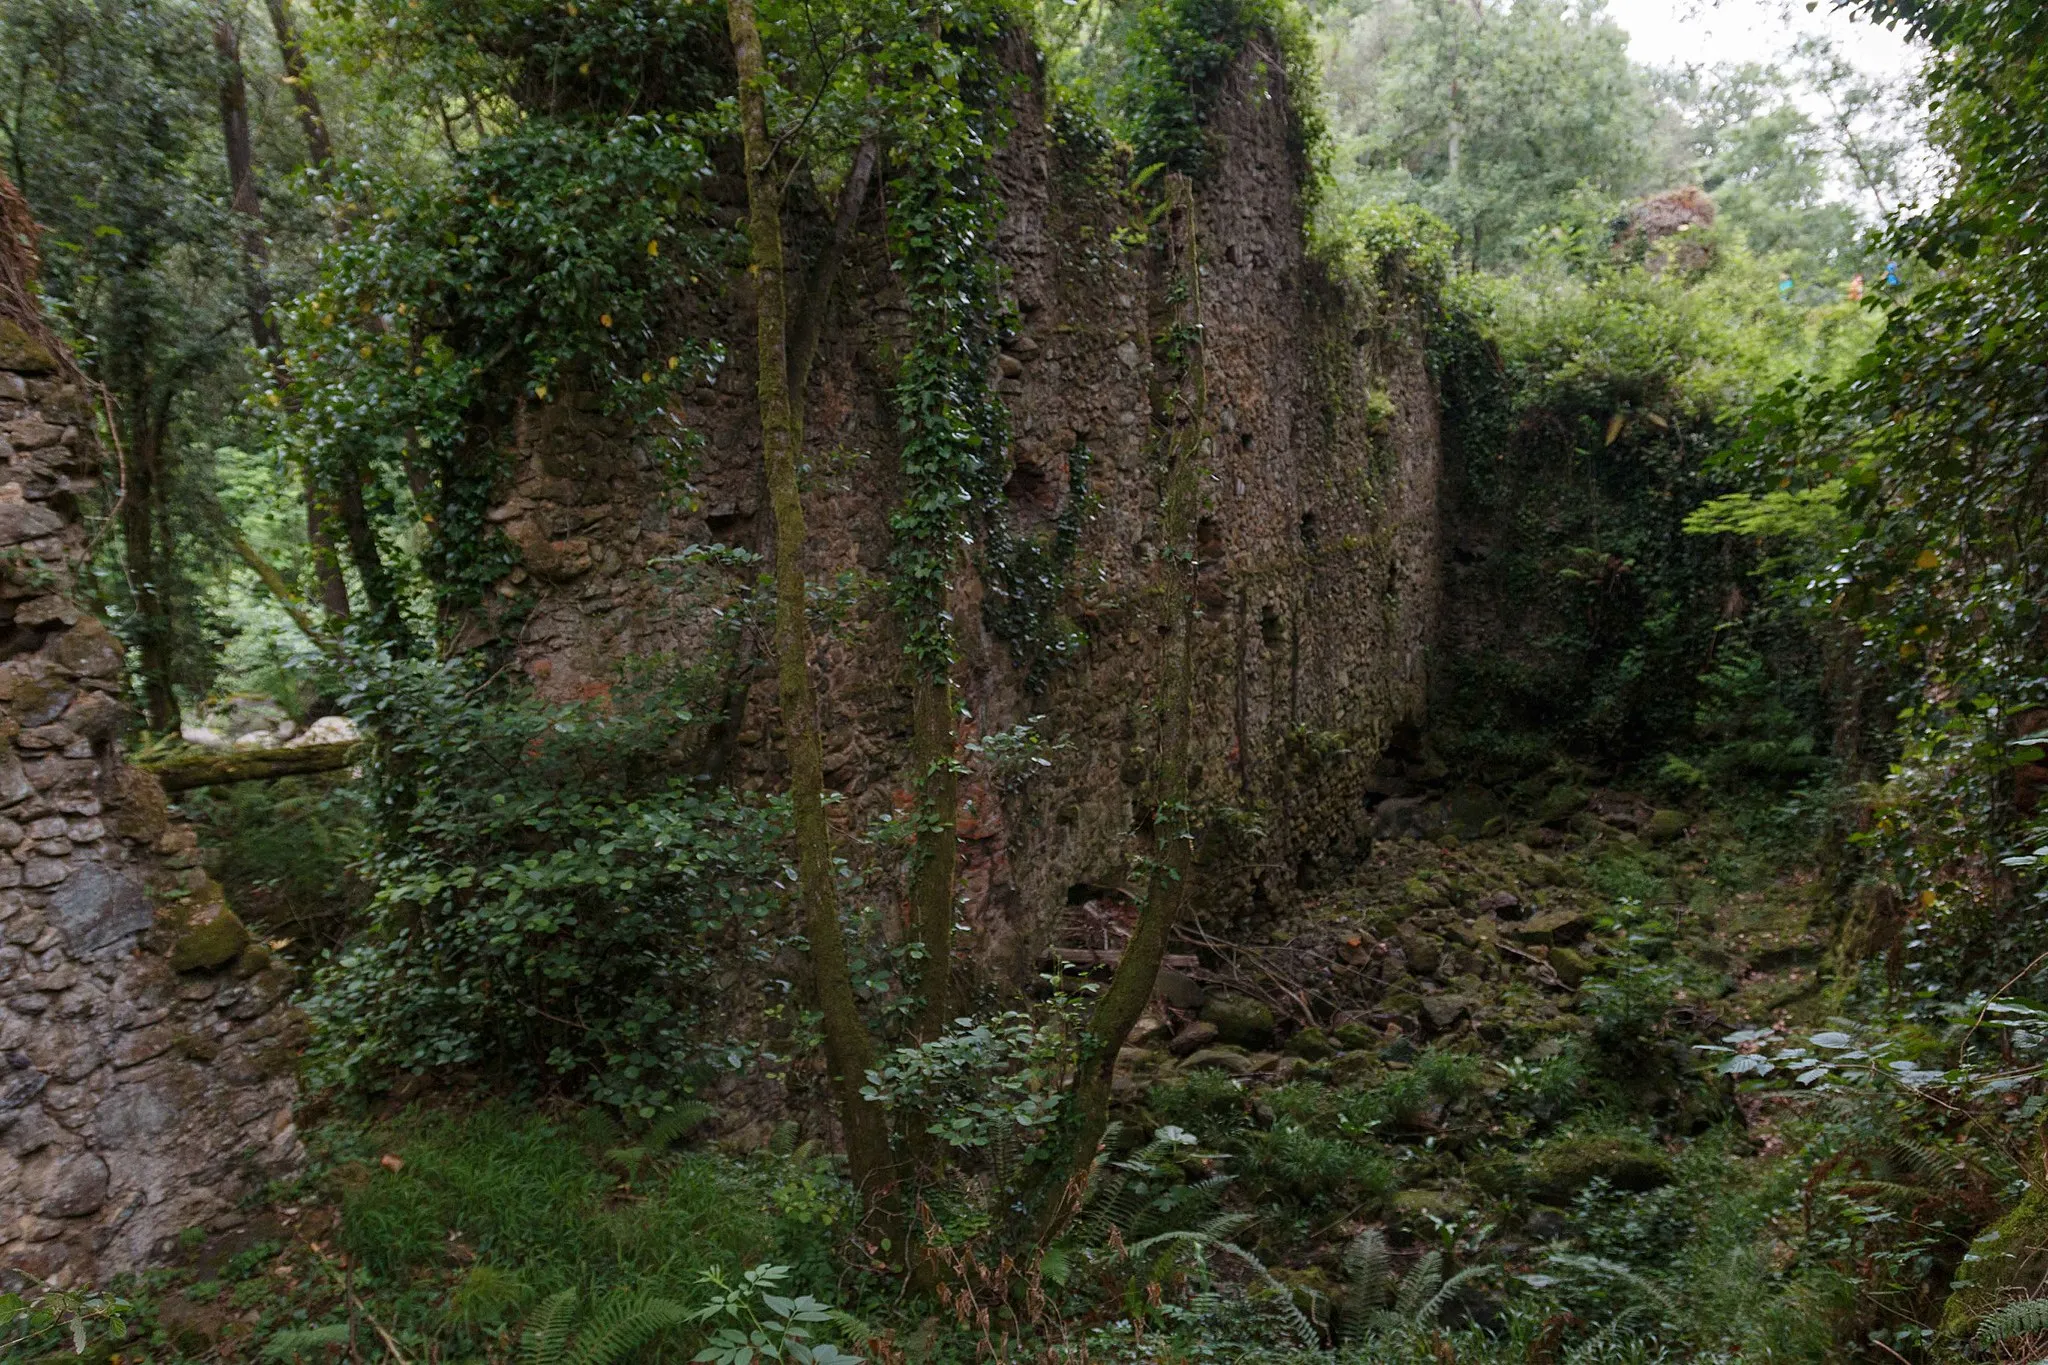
xmin=4 ymin=0 xmax=2048 ymax=1359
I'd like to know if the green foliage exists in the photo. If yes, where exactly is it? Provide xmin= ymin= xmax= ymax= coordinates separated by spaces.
xmin=686 ymin=1263 xmax=862 ymax=1365
xmin=859 ymin=1012 xmax=1071 ymax=1153
xmin=1321 ymin=0 xmax=1653 ymax=264
xmin=273 ymin=110 xmax=725 ymax=623
xmin=0 ymin=1283 xmax=131 ymax=1358
xmin=518 ymin=1287 xmax=690 ymax=1365
xmin=303 ymin=646 xmax=786 ymax=1113
xmin=1111 ymin=0 xmax=1322 ymax=182
xmin=1721 ymin=0 xmax=2048 ymax=986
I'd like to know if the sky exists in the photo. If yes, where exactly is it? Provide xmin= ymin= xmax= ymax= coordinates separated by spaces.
xmin=1599 ymin=0 xmax=1922 ymax=78
xmin=1600 ymin=0 xmax=1932 ymax=213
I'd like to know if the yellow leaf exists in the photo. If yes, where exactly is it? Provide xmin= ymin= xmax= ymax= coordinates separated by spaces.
xmin=1604 ymin=413 xmax=1625 ymax=446
xmin=667 ymin=355 xmax=679 ymax=369
xmin=647 ymin=239 xmax=659 ymax=256
xmin=579 ymin=62 xmax=590 ymax=74
xmin=1915 ymin=548 xmax=1940 ymax=569
xmin=641 ymin=371 xmax=652 ymax=383
xmin=600 ymin=313 xmax=612 ymax=327
xmin=1919 ymin=889 xmax=1937 ymax=908
xmin=535 ymin=384 xmax=548 ymax=400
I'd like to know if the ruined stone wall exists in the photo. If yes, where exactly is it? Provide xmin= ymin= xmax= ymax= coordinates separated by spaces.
xmin=487 ymin=44 xmax=1442 ymax=974
xmin=0 ymin=304 xmax=301 ymax=1286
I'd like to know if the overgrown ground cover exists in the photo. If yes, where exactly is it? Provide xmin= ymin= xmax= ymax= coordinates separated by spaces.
xmin=20 ymin=776 xmax=2009 ymax=1364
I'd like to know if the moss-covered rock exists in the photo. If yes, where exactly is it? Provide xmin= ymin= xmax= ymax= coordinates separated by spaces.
xmin=169 ymin=903 xmax=250 ymax=973
xmin=1201 ymin=994 xmax=1276 ymax=1048
xmin=1332 ymin=1022 xmax=1378 ymax=1051
xmin=1548 ymin=946 xmax=1592 ymax=988
xmin=1288 ymin=1026 xmax=1336 ymax=1060
xmin=1941 ymin=1187 xmax=2048 ymax=1338
xmin=1643 ymin=809 xmax=1687 ymax=844
xmin=1524 ymin=1134 xmax=1672 ymax=1199
xmin=1403 ymin=876 xmax=1451 ymax=910
xmin=1536 ymin=784 xmax=1588 ymax=826
xmin=1182 ymin=1046 xmax=1254 ymax=1076
xmin=1508 ymin=909 xmax=1592 ymax=947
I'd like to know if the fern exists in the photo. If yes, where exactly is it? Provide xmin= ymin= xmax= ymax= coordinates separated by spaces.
xmin=561 ymin=1293 xmax=689 ymax=1365
xmin=1415 ymin=1263 xmax=1491 ymax=1324
xmin=262 ymin=1324 xmax=352 ymax=1361
xmin=517 ymin=1288 xmax=689 ymax=1365
xmin=522 ymin=1290 xmax=581 ymax=1365
xmin=1127 ymin=1230 xmax=1322 ymax=1350
xmin=1978 ymin=1297 xmax=2048 ymax=1344
xmin=1393 ymin=1249 xmax=1443 ymax=1319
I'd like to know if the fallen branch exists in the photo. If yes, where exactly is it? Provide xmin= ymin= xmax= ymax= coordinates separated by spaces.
xmin=138 ymin=740 xmax=360 ymax=792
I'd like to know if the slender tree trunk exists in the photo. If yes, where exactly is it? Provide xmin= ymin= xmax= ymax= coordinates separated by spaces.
xmin=213 ymin=14 xmax=279 ymax=356
xmin=245 ymin=0 xmax=351 ymax=621
xmin=262 ymin=0 xmax=334 ymax=175
xmin=1033 ymin=174 xmax=1206 ymax=1240
xmin=702 ymin=133 xmax=878 ymax=787
xmin=123 ymin=405 xmax=180 ymax=734
xmin=728 ymin=0 xmax=899 ymax=1233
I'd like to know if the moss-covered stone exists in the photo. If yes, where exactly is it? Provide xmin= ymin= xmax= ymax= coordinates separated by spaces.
xmin=1548 ymin=946 xmax=1592 ymax=988
xmin=0 ymin=318 xmax=57 ymax=374
xmin=1536 ymin=784 xmax=1588 ymax=826
xmin=1287 ymin=1026 xmax=1336 ymax=1060
xmin=1201 ymin=994 xmax=1276 ymax=1048
xmin=1332 ymin=1022 xmax=1377 ymax=1051
xmin=1403 ymin=876 xmax=1451 ymax=909
xmin=1524 ymin=1134 xmax=1672 ymax=1199
xmin=1182 ymin=1046 xmax=1254 ymax=1075
xmin=1941 ymin=1187 xmax=2048 ymax=1338
xmin=169 ymin=904 xmax=250 ymax=973
xmin=1644 ymin=809 xmax=1687 ymax=844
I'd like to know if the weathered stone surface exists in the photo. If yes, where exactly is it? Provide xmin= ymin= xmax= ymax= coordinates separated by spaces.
xmin=0 ymin=276 xmax=302 ymax=1286
xmin=487 ymin=43 xmax=1442 ymax=983
xmin=1200 ymin=994 xmax=1276 ymax=1049
xmin=1508 ymin=909 xmax=1593 ymax=947
xmin=1181 ymin=1046 xmax=1254 ymax=1075
xmin=46 ymin=863 xmax=152 ymax=955
xmin=1420 ymin=994 xmax=1472 ymax=1032
xmin=168 ymin=903 xmax=249 ymax=973
xmin=0 ymin=320 xmax=56 ymax=374
xmin=37 ymin=1151 xmax=107 ymax=1216
xmin=1166 ymin=1021 xmax=1219 ymax=1057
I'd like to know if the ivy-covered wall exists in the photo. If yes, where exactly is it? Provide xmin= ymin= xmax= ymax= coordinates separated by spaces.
xmin=480 ymin=37 xmax=1441 ymax=975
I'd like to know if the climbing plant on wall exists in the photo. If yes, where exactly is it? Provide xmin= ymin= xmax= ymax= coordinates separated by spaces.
xmin=267 ymin=0 xmax=731 ymax=633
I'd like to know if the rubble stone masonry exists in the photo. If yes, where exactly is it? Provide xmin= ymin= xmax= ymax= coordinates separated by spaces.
xmin=0 ymin=316 xmax=301 ymax=1287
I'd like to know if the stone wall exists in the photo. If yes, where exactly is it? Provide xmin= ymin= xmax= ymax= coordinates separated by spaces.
xmin=482 ymin=44 xmax=1442 ymax=974
xmin=0 ymin=262 xmax=301 ymax=1286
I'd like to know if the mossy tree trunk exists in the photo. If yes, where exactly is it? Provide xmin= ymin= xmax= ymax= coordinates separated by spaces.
xmin=727 ymin=0 xmax=902 ymax=1242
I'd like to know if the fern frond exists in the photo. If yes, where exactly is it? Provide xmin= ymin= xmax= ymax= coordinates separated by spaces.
xmin=1342 ymin=1228 xmax=1392 ymax=1312
xmin=522 ymin=1289 xmax=581 ymax=1365
xmin=641 ymin=1102 xmax=717 ymax=1150
xmin=1393 ymin=1250 xmax=1443 ymax=1319
xmin=1199 ymin=1211 xmax=1254 ymax=1241
xmin=1545 ymin=1254 xmax=1675 ymax=1312
xmin=1417 ymin=1263 xmax=1490 ymax=1324
xmin=1978 ymin=1297 xmax=2048 ymax=1344
xmin=1126 ymin=1231 xmax=1321 ymax=1351
xmin=262 ymin=1324 xmax=352 ymax=1361
xmin=561 ymin=1294 xmax=689 ymax=1365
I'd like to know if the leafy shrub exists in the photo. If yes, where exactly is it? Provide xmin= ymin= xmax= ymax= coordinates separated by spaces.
xmin=304 ymin=647 xmax=786 ymax=1114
